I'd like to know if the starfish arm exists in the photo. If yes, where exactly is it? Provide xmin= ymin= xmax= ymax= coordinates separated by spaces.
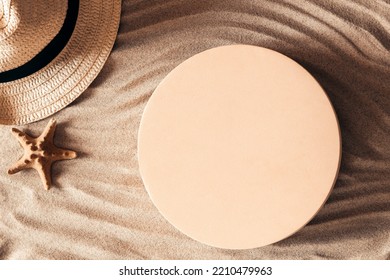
xmin=11 ymin=128 xmax=34 ymax=145
xmin=36 ymin=162 xmax=52 ymax=190
xmin=8 ymin=158 xmax=30 ymax=174
xmin=40 ymin=118 xmax=57 ymax=143
xmin=55 ymin=147 xmax=78 ymax=160
xmin=8 ymin=119 xmax=77 ymax=190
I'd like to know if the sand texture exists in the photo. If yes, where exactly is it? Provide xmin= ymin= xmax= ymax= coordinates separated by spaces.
xmin=0 ymin=0 xmax=389 ymax=259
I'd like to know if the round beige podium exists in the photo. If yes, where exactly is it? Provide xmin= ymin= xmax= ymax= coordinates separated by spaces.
xmin=138 ymin=45 xmax=341 ymax=249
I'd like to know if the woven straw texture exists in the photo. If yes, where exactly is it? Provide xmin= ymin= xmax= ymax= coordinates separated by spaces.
xmin=0 ymin=0 xmax=66 ymax=71
xmin=0 ymin=0 xmax=121 ymax=125
xmin=0 ymin=0 xmax=389 ymax=259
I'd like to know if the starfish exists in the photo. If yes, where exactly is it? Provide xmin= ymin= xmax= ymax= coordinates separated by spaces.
xmin=8 ymin=119 xmax=77 ymax=190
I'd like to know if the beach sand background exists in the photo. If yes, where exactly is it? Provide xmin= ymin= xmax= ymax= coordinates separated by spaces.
xmin=0 ymin=0 xmax=389 ymax=259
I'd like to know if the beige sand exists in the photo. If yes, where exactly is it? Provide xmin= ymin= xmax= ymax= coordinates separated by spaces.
xmin=0 ymin=0 xmax=389 ymax=259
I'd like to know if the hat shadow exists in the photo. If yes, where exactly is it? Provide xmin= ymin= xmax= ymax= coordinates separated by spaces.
xmin=66 ymin=57 xmax=117 ymax=108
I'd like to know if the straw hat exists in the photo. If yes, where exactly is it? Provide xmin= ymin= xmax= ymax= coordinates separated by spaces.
xmin=0 ymin=0 xmax=121 ymax=125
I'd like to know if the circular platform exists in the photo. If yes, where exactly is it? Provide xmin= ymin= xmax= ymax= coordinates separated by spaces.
xmin=138 ymin=45 xmax=341 ymax=249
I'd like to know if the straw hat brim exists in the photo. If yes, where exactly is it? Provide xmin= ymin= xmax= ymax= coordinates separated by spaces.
xmin=0 ymin=0 xmax=121 ymax=125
